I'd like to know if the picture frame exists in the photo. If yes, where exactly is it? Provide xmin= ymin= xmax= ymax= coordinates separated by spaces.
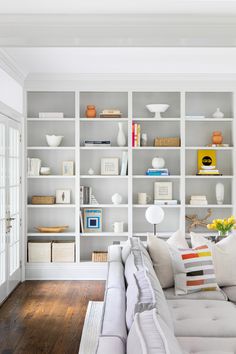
xmin=83 ymin=208 xmax=102 ymax=233
xmin=101 ymin=157 xmax=119 ymax=175
xmin=154 ymin=182 xmax=172 ymax=200
xmin=56 ymin=189 xmax=71 ymax=204
xmin=62 ymin=161 xmax=74 ymax=176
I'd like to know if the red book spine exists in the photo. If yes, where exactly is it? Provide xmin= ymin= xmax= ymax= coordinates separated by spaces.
xmin=132 ymin=123 xmax=134 ymax=147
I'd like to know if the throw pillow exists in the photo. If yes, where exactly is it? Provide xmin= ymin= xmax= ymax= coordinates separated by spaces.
xmin=169 ymin=244 xmax=218 ymax=295
xmin=147 ymin=230 xmax=189 ymax=288
xmin=191 ymin=232 xmax=236 ymax=286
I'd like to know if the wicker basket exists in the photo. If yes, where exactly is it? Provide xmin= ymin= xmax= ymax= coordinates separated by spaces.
xmin=154 ymin=137 xmax=180 ymax=147
xmin=31 ymin=196 xmax=55 ymax=204
xmin=92 ymin=251 xmax=108 ymax=262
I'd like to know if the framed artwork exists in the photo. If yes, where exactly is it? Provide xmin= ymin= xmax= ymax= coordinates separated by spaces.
xmin=101 ymin=157 xmax=119 ymax=175
xmin=62 ymin=161 xmax=74 ymax=176
xmin=56 ymin=189 xmax=71 ymax=204
xmin=154 ymin=182 xmax=172 ymax=200
xmin=83 ymin=208 xmax=102 ymax=233
xmin=198 ymin=150 xmax=216 ymax=171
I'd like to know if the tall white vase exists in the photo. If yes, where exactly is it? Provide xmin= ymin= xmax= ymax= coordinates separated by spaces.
xmin=117 ymin=122 xmax=126 ymax=147
xmin=216 ymin=183 xmax=224 ymax=205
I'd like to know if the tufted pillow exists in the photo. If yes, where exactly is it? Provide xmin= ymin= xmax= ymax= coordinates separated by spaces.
xmin=191 ymin=232 xmax=236 ymax=287
xmin=169 ymin=245 xmax=218 ymax=295
xmin=122 ymin=237 xmax=150 ymax=263
xmin=127 ymin=309 xmax=183 ymax=354
xmin=147 ymin=230 xmax=189 ymax=289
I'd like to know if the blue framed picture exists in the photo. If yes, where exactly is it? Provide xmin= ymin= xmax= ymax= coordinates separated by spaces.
xmin=83 ymin=208 xmax=102 ymax=233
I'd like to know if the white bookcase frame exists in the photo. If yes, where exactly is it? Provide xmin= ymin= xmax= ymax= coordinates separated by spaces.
xmin=24 ymin=81 xmax=236 ymax=280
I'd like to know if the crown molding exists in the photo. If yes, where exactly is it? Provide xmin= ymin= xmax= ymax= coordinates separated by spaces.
xmin=1 ymin=14 xmax=236 ymax=47
xmin=0 ymin=49 xmax=27 ymax=84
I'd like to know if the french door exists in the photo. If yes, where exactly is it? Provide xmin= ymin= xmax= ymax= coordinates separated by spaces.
xmin=0 ymin=114 xmax=21 ymax=304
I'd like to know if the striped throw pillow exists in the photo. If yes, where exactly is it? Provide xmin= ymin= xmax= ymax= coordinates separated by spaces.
xmin=169 ymin=245 xmax=218 ymax=295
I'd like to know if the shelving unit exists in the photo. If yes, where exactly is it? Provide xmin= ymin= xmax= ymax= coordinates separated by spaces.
xmin=25 ymin=88 xmax=236 ymax=279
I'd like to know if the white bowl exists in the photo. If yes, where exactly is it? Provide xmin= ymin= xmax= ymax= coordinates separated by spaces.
xmin=40 ymin=167 xmax=51 ymax=175
xmin=46 ymin=135 xmax=63 ymax=147
xmin=146 ymin=104 xmax=170 ymax=119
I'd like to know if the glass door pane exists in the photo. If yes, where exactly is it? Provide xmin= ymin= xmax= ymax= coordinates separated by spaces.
xmin=0 ymin=120 xmax=6 ymax=302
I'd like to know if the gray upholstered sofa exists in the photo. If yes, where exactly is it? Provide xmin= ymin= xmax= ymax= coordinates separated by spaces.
xmin=96 ymin=239 xmax=236 ymax=354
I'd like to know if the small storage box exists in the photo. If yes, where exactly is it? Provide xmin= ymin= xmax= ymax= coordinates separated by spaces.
xmin=31 ymin=196 xmax=55 ymax=204
xmin=92 ymin=251 xmax=108 ymax=262
xmin=52 ymin=242 xmax=75 ymax=263
xmin=28 ymin=242 xmax=51 ymax=263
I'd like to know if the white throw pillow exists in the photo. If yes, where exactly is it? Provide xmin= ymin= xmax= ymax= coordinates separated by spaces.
xmin=191 ymin=232 xmax=236 ymax=286
xmin=147 ymin=230 xmax=189 ymax=289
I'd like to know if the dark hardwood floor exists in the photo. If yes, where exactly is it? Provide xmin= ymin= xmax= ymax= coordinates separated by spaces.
xmin=0 ymin=281 xmax=105 ymax=354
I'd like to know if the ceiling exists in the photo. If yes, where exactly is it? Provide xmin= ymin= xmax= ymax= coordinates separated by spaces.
xmin=4 ymin=47 xmax=236 ymax=77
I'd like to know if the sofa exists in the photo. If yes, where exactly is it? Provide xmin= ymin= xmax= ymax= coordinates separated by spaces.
xmin=96 ymin=238 xmax=236 ymax=354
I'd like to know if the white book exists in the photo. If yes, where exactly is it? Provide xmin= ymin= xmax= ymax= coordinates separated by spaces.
xmin=191 ymin=195 xmax=207 ymax=200
xmin=190 ymin=200 xmax=208 ymax=205
xmin=120 ymin=151 xmax=128 ymax=176
xmin=154 ymin=200 xmax=178 ymax=205
xmin=39 ymin=112 xmax=64 ymax=118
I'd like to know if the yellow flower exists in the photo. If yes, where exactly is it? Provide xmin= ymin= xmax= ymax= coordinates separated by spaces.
xmin=207 ymin=224 xmax=212 ymax=229
xmin=224 ymin=220 xmax=228 ymax=226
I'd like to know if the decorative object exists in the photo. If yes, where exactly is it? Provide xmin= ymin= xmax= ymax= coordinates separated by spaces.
xmin=31 ymin=196 xmax=55 ymax=205
xmin=99 ymin=109 xmax=122 ymax=118
xmin=145 ymin=205 xmax=165 ymax=235
xmin=56 ymin=190 xmax=71 ymax=204
xmin=146 ymin=104 xmax=170 ymax=119
xmin=216 ymin=182 xmax=224 ymax=205
xmin=154 ymin=182 xmax=172 ymax=200
xmin=207 ymin=215 xmax=235 ymax=240
xmin=83 ymin=208 xmax=102 ymax=233
xmin=197 ymin=150 xmax=220 ymax=175
xmin=88 ymin=168 xmax=94 ymax=175
xmin=92 ymin=252 xmax=108 ymax=262
xmin=86 ymin=105 xmax=96 ymax=118
xmin=154 ymin=137 xmax=180 ymax=147
xmin=46 ymin=134 xmax=63 ymax=147
xmin=28 ymin=242 xmax=51 ymax=263
xmin=141 ymin=133 xmax=148 ymax=147
xmin=212 ymin=108 xmax=224 ymax=119
xmin=90 ymin=194 xmax=99 ymax=205
xmin=40 ymin=167 xmax=51 ymax=175
xmin=185 ymin=208 xmax=212 ymax=232
xmin=152 ymin=157 xmax=165 ymax=169
xmin=113 ymin=221 xmax=124 ymax=233
xmin=101 ymin=157 xmax=119 ymax=175
xmin=117 ymin=122 xmax=126 ymax=147
xmin=138 ymin=192 xmax=151 ymax=205
xmin=120 ymin=151 xmax=128 ymax=175
xmin=212 ymin=131 xmax=223 ymax=145
xmin=35 ymin=225 xmax=69 ymax=233
xmin=190 ymin=195 xmax=208 ymax=205
xmin=62 ymin=161 xmax=74 ymax=176
xmin=39 ymin=112 xmax=64 ymax=119
xmin=52 ymin=242 xmax=75 ymax=263
xmin=27 ymin=158 xmax=41 ymax=176
xmin=111 ymin=193 xmax=122 ymax=205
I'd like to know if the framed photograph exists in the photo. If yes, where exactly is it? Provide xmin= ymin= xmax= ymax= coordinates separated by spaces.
xmin=83 ymin=208 xmax=102 ymax=233
xmin=56 ymin=189 xmax=71 ymax=204
xmin=154 ymin=182 xmax=172 ymax=200
xmin=101 ymin=157 xmax=119 ymax=175
xmin=62 ymin=161 xmax=74 ymax=176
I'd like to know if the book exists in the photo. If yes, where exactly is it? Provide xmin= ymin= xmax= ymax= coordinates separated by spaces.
xmin=80 ymin=210 xmax=84 ymax=233
xmin=190 ymin=195 xmax=207 ymax=200
xmin=120 ymin=151 xmax=128 ymax=176
xmin=39 ymin=112 xmax=64 ymax=118
xmin=146 ymin=171 xmax=169 ymax=176
xmin=190 ymin=200 xmax=208 ymax=205
xmin=154 ymin=200 xmax=178 ymax=205
xmin=27 ymin=158 xmax=41 ymax=176
xmin=132 ymin=123 xmax=141 ymax=147
xmin=84 ymin=140 xmax=111 ymax=146
xmin=99 ymin=114 xmax=122 ymax=118
xmin=80 ymin=186 xmax=92 ymax=204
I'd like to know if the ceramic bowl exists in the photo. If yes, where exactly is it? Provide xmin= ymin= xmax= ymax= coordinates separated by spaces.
xmin=146 ymin=104 xmax=170 ymax=119
xmin=40 ymin=167 xmax=51 ymax=175
xmin=46 ymin=135 xmax=63 ymax=147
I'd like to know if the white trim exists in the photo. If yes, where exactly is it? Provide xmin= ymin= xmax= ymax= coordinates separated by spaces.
xmin=0 ymin=49 xmax=26 ymax=85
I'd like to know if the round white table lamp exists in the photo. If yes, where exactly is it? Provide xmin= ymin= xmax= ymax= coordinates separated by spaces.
xmin=145 ymin=205 xmax=164 ymax=235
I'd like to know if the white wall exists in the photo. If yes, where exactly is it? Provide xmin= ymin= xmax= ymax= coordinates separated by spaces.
xmin=0 ymin=67 xmax=23 ymax=115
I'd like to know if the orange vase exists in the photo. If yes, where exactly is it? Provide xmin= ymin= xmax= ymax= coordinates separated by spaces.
xmin=212 ymin=131 xmax=223 ymax=144
xmin=86 ymin=105 xmax=96 ymax=118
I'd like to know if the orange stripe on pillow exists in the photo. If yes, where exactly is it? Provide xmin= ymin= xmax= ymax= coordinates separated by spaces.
xmin=187 ymin=279 xmax=204 ymax=286
xmin=195 ymin=245 xmax=209 ymax=250
xmin=182 ymin=253 xmax=199 ymax=260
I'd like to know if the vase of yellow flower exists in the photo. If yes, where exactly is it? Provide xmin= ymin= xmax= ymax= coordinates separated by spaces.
xmin=207 ymin=216 xmax=236 ymax=242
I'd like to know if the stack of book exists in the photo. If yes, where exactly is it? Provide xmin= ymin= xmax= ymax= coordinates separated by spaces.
xmin=99 ymin=110 xmax=122 ymax=118
xmin=197 ymin=168 xmax=221 ymax=176
xmin=80 ymin=186 xmax=92 ymax=204
xmin=27 ymin=158 xmax=41 ymax=176
xmin=84 ymin=140 xmax=111 ymax=147
xmin=146 ymin=168 xmax=169 ymax=176
xmin=132 ymin=123 xmax=141 ymax=147
xmin=190 ymin=195 xmax=208 ymax=205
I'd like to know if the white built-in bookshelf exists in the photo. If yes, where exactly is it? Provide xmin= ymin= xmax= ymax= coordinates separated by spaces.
xmin=25 ymin=89 xmax=236 ymax=279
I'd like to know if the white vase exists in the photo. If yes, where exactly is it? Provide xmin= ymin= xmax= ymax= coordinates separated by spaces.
xmin=216 ymin=182 xmax=224 ymax=205
xmin=213 ymin=108 xmax=224 ymax=119
xmin=152 ymin=157 xmax=165 ymax=169
xmin=111 ymin=193 xmax=122 ymax=204
xmin=117 ymin=123 xmax=126 ymax=147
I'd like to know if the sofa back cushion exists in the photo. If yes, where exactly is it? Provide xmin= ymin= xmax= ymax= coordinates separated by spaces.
xmin=127 ymin=309 xmax=183 ymax=354
xmin=96 ymin=336 xmax=125 ymax=354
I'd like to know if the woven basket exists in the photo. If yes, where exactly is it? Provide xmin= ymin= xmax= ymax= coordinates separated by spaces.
xmin=154 ymin=137 xmax=180 ymax=147
xmin=31 ymin=196 xmax=55 ymax=204
xmin=92 ymin=251 xmax=108 ymax=262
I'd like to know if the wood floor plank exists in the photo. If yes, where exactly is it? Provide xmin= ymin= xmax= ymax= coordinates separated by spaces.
xmin=0 ymin=281 xmax=105 ymax=354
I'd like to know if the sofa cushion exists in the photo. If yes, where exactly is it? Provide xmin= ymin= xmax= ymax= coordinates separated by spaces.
xmin=106 ymin=261 xmax=125 ymax=290
xmin=169 ymin=245 xmax=218 ymax=295
xmin=127 ymin=309 xmax=183 ymax=354
xmin=164 ymin=287 xmax=227 ymax=301
xmin=108 ymin=244 xmax=123 ymax=263
xmin=126 ymin=269 xmax=173 ymax=331
xmin=168 ymin=299 xmax=236 ymax=338
xmin=178 ymin=337 xmax=236 ymax=354
xmin=222 ymin=286 xmax=236 ymax=303
xmin=191 ymin=232 xmax=236 ymax=287
xmin=96 ymin=336 xmax=125 ymax=354
xmin=147 ymin=230 xmax=189 ymax=289
xmin=122 ymin=237 xmax=150 ymax=263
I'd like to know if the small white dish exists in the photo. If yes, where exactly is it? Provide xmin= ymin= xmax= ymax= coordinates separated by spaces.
xmin=146 ymin=104 xmax=170 ymax=119
xmin=46 ymin=135 xmax=63 ymax=147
